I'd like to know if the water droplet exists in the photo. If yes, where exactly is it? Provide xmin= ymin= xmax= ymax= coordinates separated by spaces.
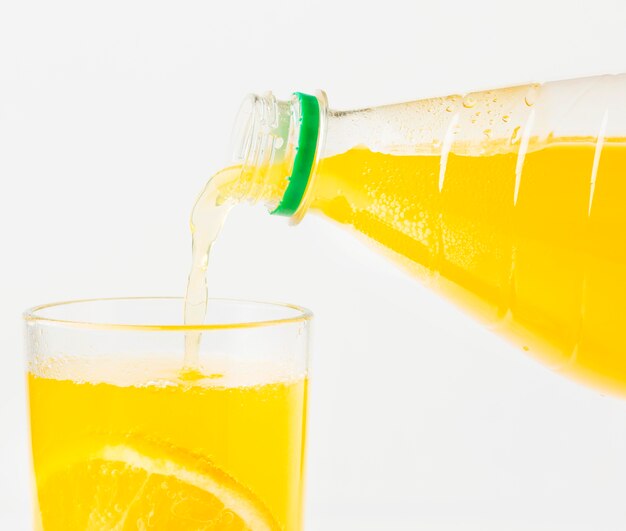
xmin=445 ymin=104 xmax=455 ymax=112
xmin=510 ymin=125 xmax=521 ymax=144
xmin=523 ymin=84 xmax=540 ymax=107
xmin=462 ymin=96 xmax=477 ymax=109
xmin=502 ymin=115 xmax=511 ymax=123
xmin=483 ymin=128 xmax=492 ymax=139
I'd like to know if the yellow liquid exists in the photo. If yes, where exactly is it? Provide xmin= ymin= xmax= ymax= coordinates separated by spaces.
xmin=29 ymin=358 xmax=307 ymax=530
xmin=307 ymin=139 xmax=626 ymax=396
xmin=184 ymin=171 xmax=236 ymax=368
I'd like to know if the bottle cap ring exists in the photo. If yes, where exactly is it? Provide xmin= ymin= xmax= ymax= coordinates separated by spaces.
xmin=271 ymin=92 xmax=320 ymax=216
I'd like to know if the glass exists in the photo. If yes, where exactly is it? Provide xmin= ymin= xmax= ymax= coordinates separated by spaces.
xmin=24 ymin=297 xmax=311 ymax=530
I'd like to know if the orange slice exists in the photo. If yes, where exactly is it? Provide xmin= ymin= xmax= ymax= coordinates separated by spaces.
xmin=36 ymin=441 xmax=279 ymax=530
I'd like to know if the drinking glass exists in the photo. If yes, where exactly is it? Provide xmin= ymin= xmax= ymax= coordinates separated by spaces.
xmin=24 ymin=297 xmax=311 ymax=530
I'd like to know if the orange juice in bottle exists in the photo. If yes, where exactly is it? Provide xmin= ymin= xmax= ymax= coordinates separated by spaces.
xmin=219 ymin=74 xmax=626 ymax=397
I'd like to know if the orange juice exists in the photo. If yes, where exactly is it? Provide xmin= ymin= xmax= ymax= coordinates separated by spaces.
xmin=28 ymin=357 xmax=307 ymax=530
xmin=213 ymin=132 xmax=626 ymax=396
xmin=308 ymin=139 xmax=626 ymax=395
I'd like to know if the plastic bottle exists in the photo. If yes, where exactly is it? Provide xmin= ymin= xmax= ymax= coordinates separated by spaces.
xmin=225 ymin=74 xmax=626 ymax=396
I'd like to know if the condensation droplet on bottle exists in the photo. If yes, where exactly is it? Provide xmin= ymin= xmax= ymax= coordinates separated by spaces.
xmin=445 ymin=104 xmax=455 ymax=113
xmin=510 ymin=125 xmax=521 ymax=144
xmin=483 ymin=128 xmax=492 ymax=139
xmin=462 ymin=96 xmax=477 ymax=109
xmin=524 ymin=84 xmax=540 ymax=107
xmin=502 ymin=115 xmax=511 ymax=123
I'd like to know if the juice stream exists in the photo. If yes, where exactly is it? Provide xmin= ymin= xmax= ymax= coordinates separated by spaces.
xmin=183 ymin=171 xmax=234 ymax=368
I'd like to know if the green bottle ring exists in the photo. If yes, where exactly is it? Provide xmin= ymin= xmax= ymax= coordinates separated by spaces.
xmin=271 ymin=92 xmax=320 ymax=216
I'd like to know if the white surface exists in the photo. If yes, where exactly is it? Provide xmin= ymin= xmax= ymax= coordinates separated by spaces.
xmin=2 ymin=0 xmax=626 ymax=529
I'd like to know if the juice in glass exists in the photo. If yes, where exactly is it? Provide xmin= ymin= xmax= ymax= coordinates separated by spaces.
xmin=26 ymin=298 xmax=310 ymax=530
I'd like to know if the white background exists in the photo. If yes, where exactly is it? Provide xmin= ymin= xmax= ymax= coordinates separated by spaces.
xmin=2 ymin=0 xmax=626 ymax=529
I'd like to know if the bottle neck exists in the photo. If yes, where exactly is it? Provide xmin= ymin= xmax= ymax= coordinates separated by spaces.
xmin=230 ymin=91 xmax=327 ymax=221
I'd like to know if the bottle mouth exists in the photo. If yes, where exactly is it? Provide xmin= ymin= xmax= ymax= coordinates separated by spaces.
xmin=231 ymin=95 xmax=257 ymax=164
xmin=229 ymin=91 xmax=324 ymax=218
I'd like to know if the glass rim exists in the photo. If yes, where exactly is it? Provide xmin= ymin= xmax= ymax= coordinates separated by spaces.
xmin=23 ymin=296 xmax=313 ymax=332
